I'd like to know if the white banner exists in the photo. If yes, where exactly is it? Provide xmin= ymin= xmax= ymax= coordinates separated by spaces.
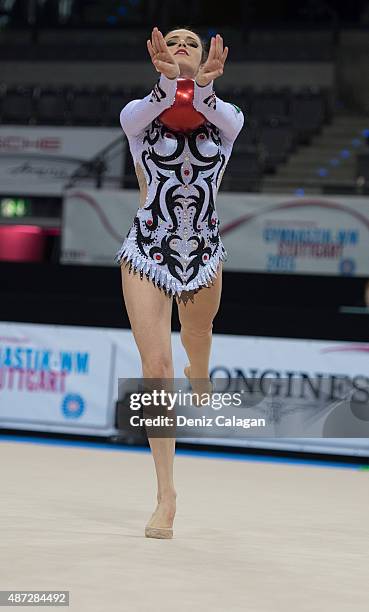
xmin=61 ymin=189 xmax=369 ymax=276
xmin=174 ymin=333 xmax=369 ymax=441
xmin=219 ymin=193 xmax=369 ymax=277
xmin=0 ymin=126 xmax=123 ymax=196
xmin=0 ymin=322 xmax=115 ymax=435
xmin=1 ymin=319 xmax=368 ymax=455
xmin=112 ymin=327 xmax=369 ymax=455
xmin=61 ymin=189 xmax=138 ymax=265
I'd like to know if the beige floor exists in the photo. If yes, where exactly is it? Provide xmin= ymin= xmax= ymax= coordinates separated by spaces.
xmin=1 ymin=440 xmax=368 ymax=612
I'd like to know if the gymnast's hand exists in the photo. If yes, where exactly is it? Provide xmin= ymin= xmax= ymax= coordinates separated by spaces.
xmin=196 ymin=34 xmax=228 ymax=87
xmin=147 ymin=26 xmax=180 ymax=80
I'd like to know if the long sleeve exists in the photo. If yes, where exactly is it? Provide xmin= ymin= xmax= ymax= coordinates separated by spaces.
xmin=120 ymin=73 xmax=178 ymax=137
xmin=193 ymin=80 xmax=244 ymax=143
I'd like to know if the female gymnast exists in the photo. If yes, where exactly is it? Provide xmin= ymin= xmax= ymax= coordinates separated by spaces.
xmin=115 ymin=25 xmax=244 ymax=538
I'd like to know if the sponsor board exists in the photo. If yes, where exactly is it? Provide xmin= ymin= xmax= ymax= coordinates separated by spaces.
xmin=1 ymin=320 xmax=368 ymax=455
xmin=61 ymin=189 xmax=369 ymax=276
xmin=0 ymin=126 xmax=123 ymax=196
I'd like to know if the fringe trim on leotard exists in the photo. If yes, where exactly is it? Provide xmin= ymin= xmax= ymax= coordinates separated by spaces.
xmin=114 ymin=240 xmax=228 ymax=299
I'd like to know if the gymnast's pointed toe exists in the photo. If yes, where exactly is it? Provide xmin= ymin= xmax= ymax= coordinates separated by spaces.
xmin=145 ymin=526 xmax=173 ymax=539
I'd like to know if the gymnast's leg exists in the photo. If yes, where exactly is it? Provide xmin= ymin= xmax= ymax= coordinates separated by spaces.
xmin=121 ymin=263 xmax=176 ymax=532
xmin=176 ymin=262 xmax=223 ymax=390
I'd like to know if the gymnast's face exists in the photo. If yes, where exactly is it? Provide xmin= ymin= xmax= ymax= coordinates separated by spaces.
xmin=164 ymin=29 xmax=203 ymax=79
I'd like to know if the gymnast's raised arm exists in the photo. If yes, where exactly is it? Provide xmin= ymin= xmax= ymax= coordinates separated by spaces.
xmin=120 ymin=27 xmax=180 ymax=138
xmin=193 ymin=34 xmax=244 ymax=143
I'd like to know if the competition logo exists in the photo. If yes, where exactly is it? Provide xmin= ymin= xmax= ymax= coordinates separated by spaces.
xmin=339 ymin=258 xmax=356 ymax=275
xmin=61 ymin=393 xmax=85 ymax=419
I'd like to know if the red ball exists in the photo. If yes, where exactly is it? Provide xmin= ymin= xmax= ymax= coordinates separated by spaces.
xmin=159 ymin=78 xmax=206 ymax=134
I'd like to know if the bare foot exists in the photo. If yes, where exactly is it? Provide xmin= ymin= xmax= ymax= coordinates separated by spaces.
xmin=146 ymin=495 xmax=160 ymax=524
xmin=146 ymin=497 xmax=177 ymax=530
xmin=184 ymin=364 xmax=213 ymax=406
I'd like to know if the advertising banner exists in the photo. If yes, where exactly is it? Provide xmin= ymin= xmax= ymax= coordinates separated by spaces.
xmin=61 ymin=189 xmax=369 ymax=276
xmin=112 ymin=328 xmax=369 ymax=456
xmin=0 ymin=321 xmax=116 ymax=435
xmin=219 ymin=193 xmax=369 ymax=277
xmin=0 ymin=126 xmax=123 ymax=196
xmin=61 ymin=189 xmax=138 ymax=265
xmin=1 ymin=319 xmax=368 ymax=455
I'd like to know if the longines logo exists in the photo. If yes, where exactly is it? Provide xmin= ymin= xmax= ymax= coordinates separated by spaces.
xmin=209 ymin=367 xmax=369 ymax=403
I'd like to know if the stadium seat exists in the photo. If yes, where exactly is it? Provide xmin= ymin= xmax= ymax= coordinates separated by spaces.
xmin=0 ymin=85 xmax=35 ymax=124
xmin=223 ymin=85 xmax=254 ymax=114
xmin=34 ymin=86 xmax=69 ymax=125
xmin=0 ymin=78 xmax=333 ymax=189
xmin=250 ymin=88 xmax=289 ymax=122
xmin=259 ymin=116 xmax=294 ymax=172
xmin=104 ymin=89 xmax=132 ymax=126
xmin=289 ymin=88 xmax=326 ymax=143
xmin=219 ymin=146 xmax=263 ymax=192
xmin=69 ymin=87 xmax=106 ymax=126
xmin=235 ymin=118 xmax=260 ymax=147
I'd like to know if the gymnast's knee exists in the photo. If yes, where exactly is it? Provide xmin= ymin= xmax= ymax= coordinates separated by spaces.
xmin=180 ymin=321 xmax=213 ymax=338
xmin=142 ymin=355 xmax=174 ymax=379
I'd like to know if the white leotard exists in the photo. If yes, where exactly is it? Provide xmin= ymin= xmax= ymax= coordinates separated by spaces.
xmin=114 ymin=73 xmax=244 ymax=300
